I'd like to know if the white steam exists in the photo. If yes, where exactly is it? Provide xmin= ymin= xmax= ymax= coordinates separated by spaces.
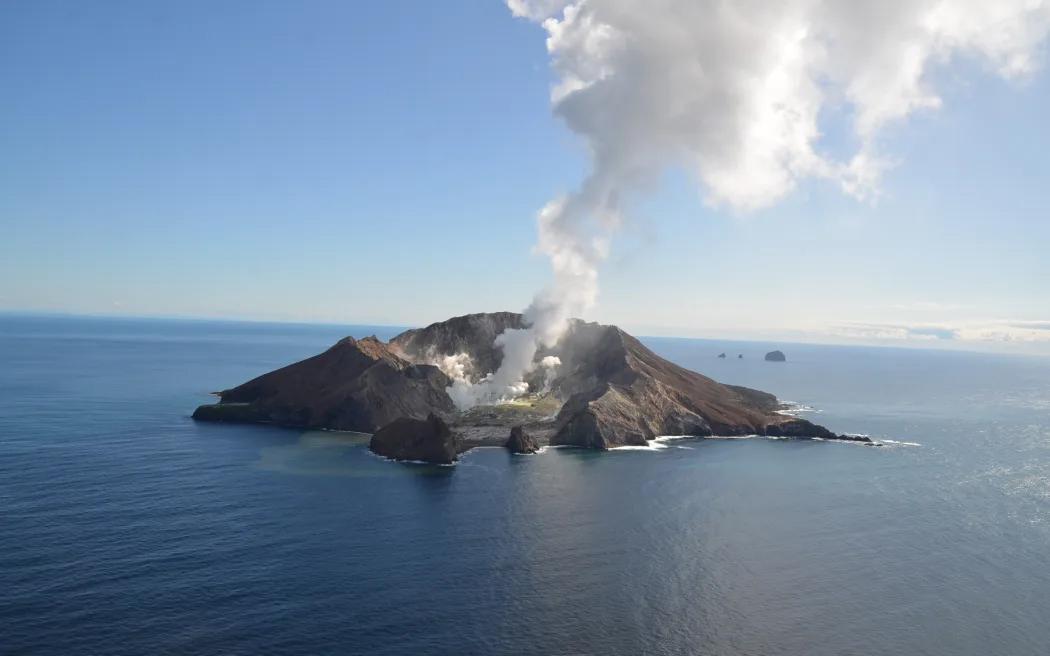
xmin=436 ymin=352 xmax=473 ymax=381
xmin=436 ymin=342 xmax=563 ymax=411
xmin=539 ymin=355 xmax=562 ymax=393
xmin=453 ymin=0 xmax=1050 ymax=410
xmin=437 ymin=331 xmax=542 ymax=409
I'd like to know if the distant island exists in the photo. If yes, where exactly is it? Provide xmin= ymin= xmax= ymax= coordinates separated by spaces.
xmin=193 ymin=313 xmax=869 ymax=463
xmin=765 ymin=350 xmax=787 ymax=362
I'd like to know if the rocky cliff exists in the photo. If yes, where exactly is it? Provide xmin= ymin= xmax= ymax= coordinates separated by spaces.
xmin=390 ymin=312 xmax=526 ymax=379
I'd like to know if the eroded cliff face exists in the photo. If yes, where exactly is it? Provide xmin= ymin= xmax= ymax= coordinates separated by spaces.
xmin=192 ymin=312 xmax=869 ymax=462
xmin=389 ymin=312 xmax=526 ymax=380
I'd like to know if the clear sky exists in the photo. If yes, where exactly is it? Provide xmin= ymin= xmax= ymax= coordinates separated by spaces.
xmin=2 ymin=1 xmax=1048 ymax=353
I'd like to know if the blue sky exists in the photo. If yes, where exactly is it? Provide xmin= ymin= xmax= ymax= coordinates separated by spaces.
xmin=2 ymin=1 xmax=1048 ymax=352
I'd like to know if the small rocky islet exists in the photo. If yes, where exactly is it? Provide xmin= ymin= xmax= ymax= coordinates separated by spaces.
xmin=192 ymin=312 xmax=871 ymax=463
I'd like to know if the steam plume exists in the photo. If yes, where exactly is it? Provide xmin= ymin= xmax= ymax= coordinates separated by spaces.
xmin=459 ymin=0 xmax=1050 ymax=408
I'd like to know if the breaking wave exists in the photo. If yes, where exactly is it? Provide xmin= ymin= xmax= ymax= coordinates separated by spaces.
xmin=875 ymin=438 xmax=922 ymax=448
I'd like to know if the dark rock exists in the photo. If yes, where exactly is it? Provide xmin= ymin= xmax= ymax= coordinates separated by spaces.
xmin=191 ymin=402 xmax=269 ymax=423
xmin=369 ymin=413 xmax=461 ymax=464
xmin=192 ymin=335 xmax=454 ymax=432
xmin=835 ymin=433 xmax=875 ymax=444
xmin=718 ymin=352 xmax=726 ymax=359
xmin=738 ymin=354 xmax=743 ymax=359
xmin=765 ymin=418 xmax=837 ymax=439
xmin=506 ymin=425 xmax=540 ymax=454
xmin=765 ymin=418 xmax=873 ymax=444
xmin=765 ymin=350 xmax=787 ymax=362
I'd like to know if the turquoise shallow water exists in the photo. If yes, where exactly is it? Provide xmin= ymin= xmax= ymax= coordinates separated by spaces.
xmin=2 ymin=315 xmax=1049 ymax=655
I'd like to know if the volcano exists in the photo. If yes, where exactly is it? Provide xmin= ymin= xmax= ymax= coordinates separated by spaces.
xmin=192 ymin=312 xmax=869 ymax=462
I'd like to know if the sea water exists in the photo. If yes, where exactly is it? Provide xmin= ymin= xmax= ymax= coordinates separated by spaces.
xmin=2 ymin=315 xmax=1049 ymax=655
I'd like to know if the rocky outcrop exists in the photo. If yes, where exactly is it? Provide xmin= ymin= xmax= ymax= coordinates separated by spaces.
xmin=191 ymin=402 xmax=268 ymax=423
xmin=191 ymin=336 xmax=454 ymax=432
xmin=765 ymin=350 xmax=787 ymax=362
xmin=369 ymin=413 xmax=461 ymax=464
xmin=506 ymin=425 xmax=540 ymax=454
xmin=766 ymin=418 xmax=872 ymax=444
xmin=835 ymin=434 xmax=875 ymax=444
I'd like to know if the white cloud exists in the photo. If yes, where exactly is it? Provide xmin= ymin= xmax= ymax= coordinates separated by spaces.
xmin=513 ymin=0 xmax=1050 ymax=211
xmin=888 ymin=301 xmax=974 ymax=312
xmin=828 ymin=320 xmax=1050 ymax=346
xmin=956 ymin=321 xmax=1050 ymax=344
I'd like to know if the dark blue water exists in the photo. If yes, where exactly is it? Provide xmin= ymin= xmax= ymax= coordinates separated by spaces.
xmin=3 ymin=316 xmax=1049 ymax=655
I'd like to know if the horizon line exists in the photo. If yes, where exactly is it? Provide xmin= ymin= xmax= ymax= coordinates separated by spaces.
xmin=3 ymin=308 xmax=1047 ymax=360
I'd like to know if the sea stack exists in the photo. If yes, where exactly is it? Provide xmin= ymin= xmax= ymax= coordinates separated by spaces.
xmin=506 ymin=425 xmax=540 ymax=454
xmin=368 ymin=413 xmax=461 ymax=464
xmin=765 ymin=350 xmax=787 ymax=362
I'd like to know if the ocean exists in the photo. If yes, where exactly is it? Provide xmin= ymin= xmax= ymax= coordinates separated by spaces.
xmin=2 ymin=315 xmax=1049 ymax=655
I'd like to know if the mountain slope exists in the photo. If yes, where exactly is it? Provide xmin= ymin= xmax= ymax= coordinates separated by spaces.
xmin=192 ymin=336 xmax=453 ymax=432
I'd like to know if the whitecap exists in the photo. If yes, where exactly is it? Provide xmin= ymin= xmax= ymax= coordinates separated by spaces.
xmin=365 ymin=449 xmax=457 ymax=466
xmin=652 ymin=435 xmax=693 ymax=443
xmin=704 ymin=434 xmax=760 ymax=440
xmin=874 ymin=438 xmax=922 ymax=447
xmin=535 ymin=444 xmax=574 ymax=454
xmin=609 ymin=435 xmax=704 ymax=451
xmin=609 ymin=442 xmax=670 ymax=451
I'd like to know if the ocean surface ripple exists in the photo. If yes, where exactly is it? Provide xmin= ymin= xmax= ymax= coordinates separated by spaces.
xmin=2 ymin=316 xmax=1049 ymax=655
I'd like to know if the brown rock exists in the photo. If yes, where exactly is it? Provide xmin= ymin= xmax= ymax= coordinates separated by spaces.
xmin=506 ymin=425 xmax=539 ymax=454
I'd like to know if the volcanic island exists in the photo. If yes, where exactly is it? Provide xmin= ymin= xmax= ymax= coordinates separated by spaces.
xmin=192 ymin=312 xmax=870 ymax=464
